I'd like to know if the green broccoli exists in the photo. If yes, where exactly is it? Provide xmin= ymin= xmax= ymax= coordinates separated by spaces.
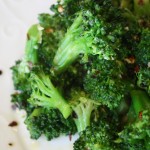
xmin=74 ymin=115 xmax=119 ymax=150
xmin=10 ymin=0 xmax=150 ymax=148
xmin=28 ymin=72 xmax=72 ymax=118
xmin=53 ymin=1 xmax=127 ymax=73
xmin=25 ymin=108 xmax=77 ymax=140
xmin=135 ymin=28 xmax=150 ymax=95
xmin=83 ymin=56 xmax=133 ymax=110
xmin=118 ymin=90 xmax=150 ymax=150
xmin=70 ymin=90 xmax=99 ymax=132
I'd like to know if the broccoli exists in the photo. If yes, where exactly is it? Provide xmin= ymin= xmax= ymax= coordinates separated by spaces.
xmin=74 ymin=115 xmax=120 ymax=150
xmin=25 ymin=108 xmax=77 ymax=140
xmin=28 ymin=72 xmax=72 ymax=119
xmin=53 ymin=1 xmax=127 ymax=73
xmin=70 ymin=90 xmax=99 ymax=132
xmin=83 ymin=56 xmax=133 ymax=110
xmin=137 ymin=68 xmax=150 ymax=95
xmin=118 ymin=90 xmax=150 ymax=149
xmin=11 ymin=24 xmax=43 ymax=90
xmin=18 ymin=24 xmax=43 ymax=74
xmin=11 ymin=91 xmax=33 ymax=113
xmin=135 ymin=28 xmax=150 ymax=95
xmin=10 ymin=0 xmax=150 ymax=148
xmin=37 ymin=13 xmax=67 ymax=73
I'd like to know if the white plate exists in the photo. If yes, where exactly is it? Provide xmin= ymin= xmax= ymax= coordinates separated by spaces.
xmin=0 ymin=1 xmax=77 ymax=150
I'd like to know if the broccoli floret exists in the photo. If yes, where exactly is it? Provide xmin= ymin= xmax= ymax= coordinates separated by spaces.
xmin=74 ymin=116 xmax=119 ymax=150
xmin=28 ymin=72 xmax=72 ymax=118
xmin=11 ymin=24 xmax=43 ymax=90
xmin=37 ymin=13 xmax=67 ymax=73
xmin=83 ymin=56 xmax=133 ymax=110
xmin=135 ymin=28 xmax=150 ymax=66
xmin=70 ymin=90 xmax=99 ymax=132
xmin=53 ymin=2 xmax=127 ymax=73
xmin=135 ymin=28 xmax=150 ymax=95
xmin=118 ymin=90 xmax=150 ymax=149
xmin=11 ymin=60 xmax=31 ymax=91
xmin=11 ymin=91 xmax=33 ymax=113
xmin=25 ymin=108 xmax=77 ymax=140
xmin=25 ymin=108 xmax=43 ymax=139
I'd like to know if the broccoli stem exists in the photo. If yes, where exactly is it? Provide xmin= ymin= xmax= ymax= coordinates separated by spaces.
xmin=25 ymin=24 xmax=43 ymax=64
xmin=25 ymin=40 xmax=38 ymax=64
xmin=53 ymin=14 xmax=92 ymax=73
xmin=130 ymin=90 xmax=150 ymax=117
xmin=73 ymin=100 xmax=95 ymax=132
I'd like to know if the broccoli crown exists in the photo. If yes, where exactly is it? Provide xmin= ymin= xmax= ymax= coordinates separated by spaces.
xmin=135 ymin=28 xmax=150 ymax=95
xmin=11 ymin=60 xmax=31 ymax=91
xmin=25 ymin=108 xmax=77 ymax=140
xmin=118 ymin=90 xmax=150 ymax=149
xmin=83 ymin=56 xmax=132 ymax=109
xmin=53 ymin=0 xmax=128 ymax=73
xmin=74 ymin=116 xmax=119 ymax=150
xmin=119 ymin=110 xmax=150 ymax=149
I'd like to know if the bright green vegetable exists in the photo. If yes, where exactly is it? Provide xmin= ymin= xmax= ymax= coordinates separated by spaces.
xmin=11 ymin=0 xmax=150 ymax=149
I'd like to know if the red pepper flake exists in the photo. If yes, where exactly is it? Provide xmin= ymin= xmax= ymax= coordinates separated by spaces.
xmin=138 ymin=0 xmax=144 ymax=5
xmin=134 ymin=65 xmax=140 ymax=73
xmin=8 ymin=143 xmax=13 ymax=146
xmin=139 ymin=111 xmax=143 ymax=119
xmin=45 ymin=28 xmax=54 ymax=33
xmin=8 ymin=121 xmax=18 ymax=127
xmin=125 ymin=56 xmax=135 ymax=64
xmin=27 ymin=33 xmax=30 ymax=40
xmin=0 ymin=70 xmax=3 ymax=75
xmin=69 ymin=134 xmax=72 ymax=141
xmin=11 ymin=104 xmax=18 ymax=111
xmin=133 ymin=35 xmax=139 ymax=41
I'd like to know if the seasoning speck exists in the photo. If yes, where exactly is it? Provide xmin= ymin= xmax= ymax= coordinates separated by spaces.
xmin=11 ymin=104 xmax=18 ymax=111
xmin=58 ymin=5 xmax=64 ymax=13
xmin=8 ymin=143 xmax=13 ymax=146
xmin=8 ymin=121 xmax=18 ymax=127
xmin=0 ymin=70 xmax=2 ymax=75
xmin=69 ymin=133 xmax=72 ymax=141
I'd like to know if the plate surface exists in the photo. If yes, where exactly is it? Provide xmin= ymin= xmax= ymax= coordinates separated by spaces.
xmin=0 ymin=1 xmax=77 ymax=149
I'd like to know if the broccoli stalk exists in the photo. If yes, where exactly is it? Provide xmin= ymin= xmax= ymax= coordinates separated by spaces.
xmin=53 ymin=13 xmax=91 ymax=73
xmin=73 ymin=98 xmax=96 ymax=132
xmin=70 ymin=91 xmax=99 ymax=132
xmin=28 ymin=73 xmax=72 ymax=119
xmin=18 ymin=24 xmax=43 ymax=74
xmin=25 ymin=24 xmax=43 ymax=64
